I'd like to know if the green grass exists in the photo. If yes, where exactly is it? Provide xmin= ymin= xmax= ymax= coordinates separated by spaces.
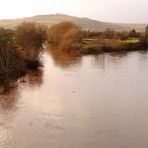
xmin=80 ymin=38 xmax=143 ymax=53
xmin=122 ymin=38 xmax=140 ymax=43
xmin=82 ymin=38 xmax=140 ymax=47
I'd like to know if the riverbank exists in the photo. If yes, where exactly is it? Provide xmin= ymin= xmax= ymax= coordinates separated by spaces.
xmin=0 ymin=22 xmax=46 ymax=85
xmin=80 ymin=38 xmax=146 ymax=54
xmin=1 ymin=21 xmax=148 ymax=85
xmin=47 ymin=21 xmax=148 ymax=55
xmin=49 ymin=38 xmax=147 ymax=56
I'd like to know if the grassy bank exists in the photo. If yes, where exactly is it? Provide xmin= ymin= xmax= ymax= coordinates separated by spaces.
xmin=80 ymin=38 xmax=145 ymax=54
xmin=47 ymin=22 xmax=148 ymax=55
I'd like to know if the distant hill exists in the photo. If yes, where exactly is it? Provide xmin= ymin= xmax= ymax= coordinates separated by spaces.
xmin=0 ymin=14 xmax=147 ymax=31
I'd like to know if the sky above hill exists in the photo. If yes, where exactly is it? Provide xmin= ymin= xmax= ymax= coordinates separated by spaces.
xmin=0 ymin=0 xmax=147 ymax=23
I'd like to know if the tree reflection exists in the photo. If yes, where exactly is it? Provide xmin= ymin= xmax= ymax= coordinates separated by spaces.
xmin=20 ymin=68 xmax=43 ymax=87
xmin=0 ymin=84 xmax=19 ymax=109
xmin=0 ymin=67 xmax=43 ymax=109
xmin=46 ymin=46 xmax=82 ymax=69
xmin=47 ymin=45 xmax=130 ymax=70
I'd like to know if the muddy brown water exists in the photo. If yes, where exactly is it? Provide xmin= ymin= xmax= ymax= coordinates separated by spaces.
xmin=0 ymin=51 xmax=148 ymax=148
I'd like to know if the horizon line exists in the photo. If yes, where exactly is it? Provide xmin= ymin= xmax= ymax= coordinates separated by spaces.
xmin=0 ymin=13 xmax=148 ymax=25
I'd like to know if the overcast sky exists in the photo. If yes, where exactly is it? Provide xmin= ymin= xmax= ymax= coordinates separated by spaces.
xmin=0 ymin=0 xmax=147 ymax=23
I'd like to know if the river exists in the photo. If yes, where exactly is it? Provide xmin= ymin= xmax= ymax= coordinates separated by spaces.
xmin=0 ymin=50 xmax=148 ymax=148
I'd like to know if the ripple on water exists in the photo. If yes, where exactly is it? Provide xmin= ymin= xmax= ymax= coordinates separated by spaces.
xmin=0 ymin=129 xmax=11 ymax=148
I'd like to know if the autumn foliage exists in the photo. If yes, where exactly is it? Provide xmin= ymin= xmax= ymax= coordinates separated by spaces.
xmin=48 ymin=21 xmax=82 ymax=51
xmin=15 ymin=22 xmax=47 ymax=61
xmin=15 ymin=22 xmax=47 ymax=49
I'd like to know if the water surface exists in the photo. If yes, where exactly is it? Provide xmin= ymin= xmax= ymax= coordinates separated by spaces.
xmin=0 ymin=51 xmax=148 ymax=148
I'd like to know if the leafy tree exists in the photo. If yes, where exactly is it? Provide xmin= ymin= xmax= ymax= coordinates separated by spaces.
xmin=15 ymin=22 xmax=47 ymax=49
xmin=15 ymin=22 xmax=47 ymax=62
xmin=101 ymin=28 xmax=117 ymax=39
xmin=60 ymin=28 xmax=82 ymax=51
xmin=139 ymin=26 xmax=148 ymax=47
xmin=0 ymin=27 xmax=15 ymax=50
xmin=119 ymin=32 xmax=129 ymax=40
xmin=0 ymin=27 xmax=25 ymax=84
xmin=63 ymin=28 xmax=82 ymax=42
xmin=129 ymin=29 xmax=137 ymax=37
xmin=48 ymin=21 xmax=78 ymax=44
xmin=0 ymin=47 xmax=26 ymax=84
xmin=48 ymin=21 xmax=82 ymax=51
xmin=145 ymin=26 xmax=148 ymax=36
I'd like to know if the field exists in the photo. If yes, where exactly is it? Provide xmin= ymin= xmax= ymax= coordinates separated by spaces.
xmin=80 ymin=38 xmax=143 ymax=54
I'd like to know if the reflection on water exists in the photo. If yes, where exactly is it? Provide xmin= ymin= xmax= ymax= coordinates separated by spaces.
xmin=0 ymin=84 xmax=19 ymax=148
xmin=0 ymin=68 xmax=43 ymax=109
xmin=0 ymin=68 xmax=43 ymax=148
xmin=1 ymin=50 xmax=148 ymax=148
xmin=0 ymin=87 xmax=18 ymax=109
xmin=47 ymin=47 xmax=82 ymax=69
xmin=20 ymin=68 xmax=43 ymax=87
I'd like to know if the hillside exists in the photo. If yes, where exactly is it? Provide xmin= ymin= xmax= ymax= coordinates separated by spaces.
xmin=0 ymin=14 xmax=147 ymax=31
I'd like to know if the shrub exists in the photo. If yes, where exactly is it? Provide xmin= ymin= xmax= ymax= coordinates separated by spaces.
xmin=119 ymin=32 xmax=129 ymax=40
xmin=0 ymin=27 xmax=26 ymax=84
xmin=101 ymin=28 xmax=117 ymax=39
xmin=15 ymin=22 xmax=47 ymax=62
xmin=48 ymin=21 xmax=82 ymax=51
xmin=59 ymin=28 xmax=82 ymax=51
xmin=48 ymin=21 xmax=77 ymax=44
xmin=140 ymin=36 xmax=148 ymax=47
xmin=15 ymin=22 xmax=47 ymax=49
xmin=0 ymin=27 xmax=15 ymax=50
xmin=0 ymin=47 xmax=26 ymax=84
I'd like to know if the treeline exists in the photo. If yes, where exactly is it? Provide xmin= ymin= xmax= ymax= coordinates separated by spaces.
xmin=83 ymin=29 xmax=142 ymax=40
xmin=47 ymin=22 xmax=148 ymax=53
xmin=0 ymin=22 xmax=46 ymax=84
xmin=82 ymin=27 xmax=148 ymax=52
xmin=0 ymin=21 xmax=148 ymax=84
